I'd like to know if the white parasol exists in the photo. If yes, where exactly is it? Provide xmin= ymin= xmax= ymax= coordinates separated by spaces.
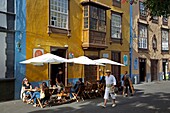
xmin=93 ymin=58 xmax=125 ymax=66
xmin=68 ymin=56 xmax=104 ymax=66
xmin=20 ymin=53 xmax=69 ymax=85
xmin=20 ymin=53 xmax=68 ymax=64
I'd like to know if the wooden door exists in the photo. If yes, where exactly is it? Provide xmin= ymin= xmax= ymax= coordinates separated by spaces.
xmin=84 ymin=65 xmax=97 ymax=83
xmin=111 ymin=51 xmax=121 ymax=86
xmin=139 ymin=58 xmax=146 ymax=82
xmin=84 ymin=56 xmax=98 ymax=83
xmin=50 ymin=47 xmax=66 ymax=86
xmin=151 ymin=59 xmax=158 ymax=81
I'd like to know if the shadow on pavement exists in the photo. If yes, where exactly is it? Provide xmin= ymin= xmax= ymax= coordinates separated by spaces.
xmin=27 ymin=88 xmax=170 ymax=113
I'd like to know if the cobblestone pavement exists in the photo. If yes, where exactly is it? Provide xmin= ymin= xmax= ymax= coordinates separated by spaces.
xmin=1 ymin=81 xmax=170 ymax=113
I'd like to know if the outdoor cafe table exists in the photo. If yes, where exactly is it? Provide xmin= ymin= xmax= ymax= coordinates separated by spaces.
xmin=49 ymin=86 xmax=58 ymax=95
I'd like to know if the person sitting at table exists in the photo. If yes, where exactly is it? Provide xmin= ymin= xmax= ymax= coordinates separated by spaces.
xmin=21 ymin=78 xmax=33 ymax=102
xmin=40 ymin=82 xmax=51 ymax=106
xmin=69 ymin=78 xmax=84 ymax=99
xmin=28 ymin=82 xmax=51 ymax=107
xmin=28 ymin=86 xmax=41 ymax=107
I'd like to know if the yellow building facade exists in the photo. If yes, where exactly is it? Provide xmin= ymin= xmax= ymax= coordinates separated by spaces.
xmin=25 ymin=0 xmax=130 ymax=86
xmin=99 ymin=0 xmax=130 ymax=85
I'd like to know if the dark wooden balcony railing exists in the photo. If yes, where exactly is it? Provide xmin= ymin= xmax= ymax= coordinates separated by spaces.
xmin=82 ymin=30 xmax=107 ymax=49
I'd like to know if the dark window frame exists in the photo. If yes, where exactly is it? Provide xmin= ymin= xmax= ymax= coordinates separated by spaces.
xmin=139 ymin=1 xmax=147 ymax=20
xmin=161 ymin=28 xmax=169 ymax=53
xmin=84 ymin=5 xmax=89 ymax=29
xmin=110 ymin=11 xmax=123 ymax=44
xmin=89 ymin=5 xmax=106 ymax=32
xmin=48 ymin=0 xmax=70 ymax=35
xmin=138 ymin=23 xmax=149 ymax=52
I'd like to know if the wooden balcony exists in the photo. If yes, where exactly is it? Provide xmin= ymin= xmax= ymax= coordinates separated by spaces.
xmin=82 ymin=30 xmax=108 ymax=49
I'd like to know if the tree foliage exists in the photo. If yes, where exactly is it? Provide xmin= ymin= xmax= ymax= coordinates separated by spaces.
xmin=124 ymin=0 xmax=170 ymax=17
xmin=143 ymin=0 xmax=170 ymax=17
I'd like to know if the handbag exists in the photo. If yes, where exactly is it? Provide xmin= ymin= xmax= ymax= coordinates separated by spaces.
xmin=114 ymin=87 xmax=118 ymax=93
xmin=40 ymin=91 xmax=45 ymax=99
xmin=109 ymin=87 xmax=115 ymax=94
xmin=109 ymin=87 xmax=118 ymax=94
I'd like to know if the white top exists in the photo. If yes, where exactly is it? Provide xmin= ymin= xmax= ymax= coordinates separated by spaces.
xmin=105 ymin=74 xmax=116 ymax=86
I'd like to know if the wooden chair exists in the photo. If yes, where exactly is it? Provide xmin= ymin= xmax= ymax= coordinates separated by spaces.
xmin=37 ymin=98 xmax=43 ymax=108
xmin=84 ymin=85 xmax=95 ymax=99
xmin=90 ymin=84 xmax=98 ymax=98
xmin=97 ymin=83 xmax=105 ymax=97
xmin=72 ymin=85 xmax=86 ymax=102
xmin=63 ymin=86 xmax=72 ymax=101
xmin=37 ymin=88 xmax=51 ymax=108
xmin=92 ymin=83 xmax=103 ymax=97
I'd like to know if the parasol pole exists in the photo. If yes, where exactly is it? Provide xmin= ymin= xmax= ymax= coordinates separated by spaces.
xmin=102 ymin=63 xmax=106 ymax=79
xmin=48 ymin=63 xmax=50 ymax=86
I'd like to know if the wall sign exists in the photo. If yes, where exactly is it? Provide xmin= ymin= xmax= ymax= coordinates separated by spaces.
xmin=134 ymin=58 xmax=138 ymax=70
xmin=123 ymin=55 xmax=128 ymax=66
xmin=69 ymin=52 xmax=74 ymax=59
xmin=33 ymin=48 xmax=44 ymax=57
xmin=102 ymin=53 xmax=109 ymax=58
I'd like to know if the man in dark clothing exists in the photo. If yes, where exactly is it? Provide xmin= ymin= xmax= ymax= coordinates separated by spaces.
xmin=99 ymin=76 xmax=106 ymax=84
xmin=56 ymin=69 xmax=64 ymax=86
xmin=70 ymin=78 xmax=84 ymax=99
xmin=55 ymin=69 xmax=64 ymax=93
xmin=122 ymin=71 xmax=132 ymax=97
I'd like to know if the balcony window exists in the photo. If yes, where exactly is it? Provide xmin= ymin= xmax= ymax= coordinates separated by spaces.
xmin=162 ymin=29 xmax=169 ymax=51
xmin=98 ymin=8 xmax=106 ymax=31
xmin=90 ymin=6 xmax=98 ymax=30
xmin=84 ymin=5 xmax=106 ymax=32
xmin=84 ymin=6 xmax=88 ymax=28
xmin=138 ymin=24 xmax=148 ymax=49
xmin=139 ymin=2 xmax=147 ymax=20
xmin=81 ymin=1 xmax=110 ymax=49
xmin=111 ymin=13 xmax=122 ymax=39
xmin=50 ymin=0 xmax=68 ymax=29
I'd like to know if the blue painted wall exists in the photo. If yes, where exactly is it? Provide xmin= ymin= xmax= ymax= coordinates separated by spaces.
xmin=129 ymin=3 xmax=133 ymax=78
xmin=14 ymin=0 xmax=26 ymax=99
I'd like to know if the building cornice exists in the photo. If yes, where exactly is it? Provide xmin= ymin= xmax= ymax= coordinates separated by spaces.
xmin=137 ymin=18 xmax=149 ymax=25
xmin=81 ymin=0 xmax=111 ymax=10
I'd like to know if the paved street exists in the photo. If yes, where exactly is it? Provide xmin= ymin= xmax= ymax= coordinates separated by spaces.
xmin=1 ymin=81 xmax=170 ymax=113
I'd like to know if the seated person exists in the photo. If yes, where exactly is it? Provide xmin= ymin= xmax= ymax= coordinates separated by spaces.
xmin=21 ymin=78 xmax=33 ymax=102
xmin=28 ymin=86 xmax=40 ymax=107
xmin=69 ymin=78 xmax=84 ymax=99
xmin=85 ymin=81 xmax=92 ymax=86
xmin=40 ymin=82 xmax=51 ymax=106
xmin=29 ymin=82 xmax=51 ymax=107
